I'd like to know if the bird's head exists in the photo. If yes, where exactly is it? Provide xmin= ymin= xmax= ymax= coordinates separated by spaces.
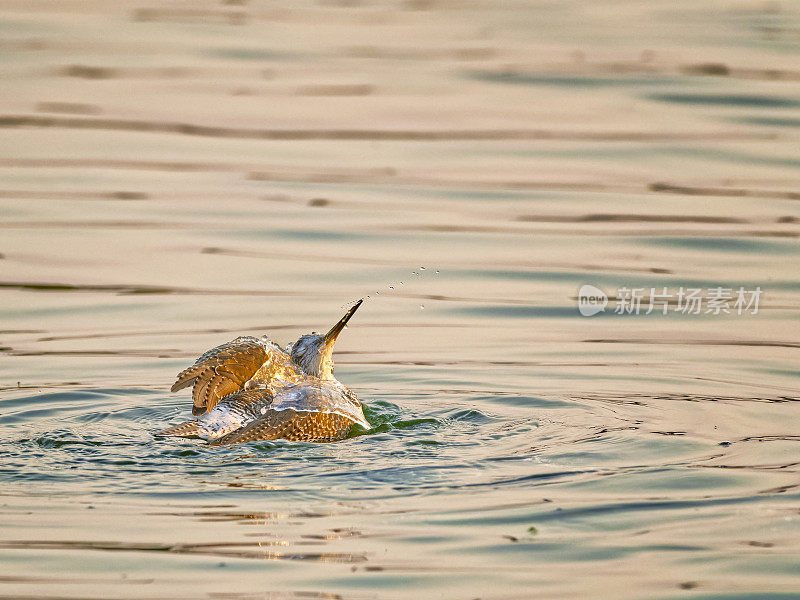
xmin=290 ymin=299 xmax=363 ymax=379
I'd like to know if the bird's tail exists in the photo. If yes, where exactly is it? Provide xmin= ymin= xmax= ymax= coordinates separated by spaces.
xmin=155 ymin=420 xmax=203 ymax=438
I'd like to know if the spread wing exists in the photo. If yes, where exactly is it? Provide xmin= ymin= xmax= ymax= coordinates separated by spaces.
xmin=171 ymin=336 xmax=270 ymax=415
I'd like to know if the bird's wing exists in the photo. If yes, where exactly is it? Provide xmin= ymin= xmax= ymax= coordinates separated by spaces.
xmin=210 ymin=408 xmax=355 ymax=445
xmin=210 ymin=381 xmax=369 ymax=444
xmin=171 ymin=336 xmax=275 ymax=415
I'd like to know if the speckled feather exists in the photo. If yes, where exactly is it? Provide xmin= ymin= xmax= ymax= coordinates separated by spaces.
xmin=158 ymin=381 xmax=368 ymax=442
xmin=210 ymin=409 xmax=354 ymax=445
xmin=170 ymin=336 xmax=273 ymax=415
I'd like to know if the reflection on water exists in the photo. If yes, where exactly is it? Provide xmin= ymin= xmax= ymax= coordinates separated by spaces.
xmin=1 ymin=0 xmax=800 ymax=599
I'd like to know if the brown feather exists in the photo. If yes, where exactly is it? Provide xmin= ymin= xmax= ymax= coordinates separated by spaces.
xmin=210 ymin=409 xmax=353 ymax=445
xmin=197 ymin=374 xmax=239 ymax=413
xmin=191 ymin=369 xmax=213 ymax=413
xmin=171 ymin=364 xmax=204 ymax=392
xmin=170 ymin=337 xmax=269 ymax=415
xmin=155 ymin=420 xmax=203 ymax=438
xmin=170 ymin=378 xmax=193 ymax=393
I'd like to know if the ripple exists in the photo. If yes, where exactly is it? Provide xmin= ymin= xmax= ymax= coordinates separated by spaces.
xmin=0 ymin=539 xmax=366 ymax=563
xmin=467 ymin=70 xmax=686 ymax=88
xmin=648 ymin=93 xmax=800 ymax=108
xmin=640 ymin=236 xmax=799 ymax=254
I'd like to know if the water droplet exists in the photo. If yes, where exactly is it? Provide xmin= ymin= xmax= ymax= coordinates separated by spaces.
xmin=376 ymin=291 xmax=380 ymax=295
xmin=435 ymin=270 xmax=439 ymax=274
xmin=399 ymin=281 xmax=404 ymax=285
xmin=412 ymin=271 xmax=417 ymax=275
xmin=420 ymin=305 xmax=425 ymax=310
xmin=389 ymin=286 xmax=394 ymax=290
xmin=420 ymin=266 xmax=426 ymax=270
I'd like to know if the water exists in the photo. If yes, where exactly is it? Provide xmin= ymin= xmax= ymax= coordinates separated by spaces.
xmin=2 ymin=1 xmax=800 ymax=598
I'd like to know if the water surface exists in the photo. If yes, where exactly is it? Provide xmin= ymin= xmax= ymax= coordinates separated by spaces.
xmin=1 ymin=1 xmax=800 ymax=599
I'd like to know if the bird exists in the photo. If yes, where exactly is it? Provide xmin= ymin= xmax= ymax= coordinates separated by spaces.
xmin=156 ymin=299 xmax=369 ymax=444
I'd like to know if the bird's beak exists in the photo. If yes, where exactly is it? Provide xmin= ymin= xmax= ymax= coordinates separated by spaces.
xmin=324 ymin=299 xmax=363 ymax=346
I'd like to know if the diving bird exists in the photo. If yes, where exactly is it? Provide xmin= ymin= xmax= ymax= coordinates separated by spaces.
xmin=157 ymin=300 xmax=369 ymax=444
